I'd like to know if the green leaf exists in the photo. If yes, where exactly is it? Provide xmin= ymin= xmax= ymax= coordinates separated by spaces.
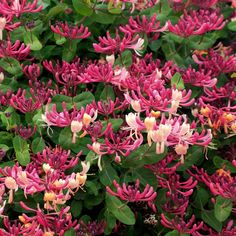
xmin=45 ymin=3 xmax=68 ymax=21
xmin=177 ymin=146 xmax=203 ymax=171
xmin=171 ymin=72 xmax=185 ymax=90
xmin=13 ymin=136 xmax=28 ymax=153
xmin=58 ymin=127 xmax=90 ymax=154
xmin=106 ymin=194 xmax=135 ymax=225
xmin=201 ymin=210 xmax=222 ymax=232
xmin=86 ymin=181 xmax=99 ymax=195
xmin=104 ymin=209 xmax=116 ymax=234
xmin=122 ymin=144 xmax=167 ymax=168
xmin=13 ymin=136 xmax=30 ymax=166
xmin=62 ymin=40 xmax=78 ymax=62
xmin=92 ymin=11 xmax=116 ymax=24
xmin=0 ymin=57 xmax=22 ymax=76
xmin=73 ymin=92 xmax=95 ymax=109
xmin=71 ymin=200 xmax=83 ymax=218
xmin=164 ymin=230 xmax=189 ymax=236
xmin=0 ymin=161 xmax=15 ymax=168
xmin=101 ymin=118 xmax=123 ymax=132
xmin=227 ymin=21 xmax=236 ymax=31
xmin=0 ymin=144 xmax=9 ymax=152
xmin=214 ymin=196 xmax=232 ymax=222
xmin=72 ymin=0 xmax=93 ymax=16
xmin=193 ymin=187 xmax=210 ymax=209
xmin=188 ymin=34 xmax=217 ymax=50
xmin=213 ymin=156 xmax=236 ymax=173
xmin=108 ymin=1 xmax=122 ymax=14
xmin=100 ymin=85 xmax=115 ymax=101
xmin=54 ymin=33 xmax=67 ymax=45
xmin=64 ymin=228 xmax=76 ymax=236
xmin=31 ymin=137 xmax=45 ymax=154
xmin=132 ymin=167 xmax=158 ymax=189
xmin=15 ymin=150 xmax=30 ymax=166
xmin=115 ymin=50 xmax=133 ymax=67
xmin=100 ymin=162 xmax=119 ymax=186
xmin=24 ymin=32 xmax=42 ymax=51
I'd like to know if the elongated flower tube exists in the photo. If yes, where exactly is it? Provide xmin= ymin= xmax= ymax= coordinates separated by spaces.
xmin=193 ymin=46 xmax=236 ymax=76
xmin=161 ymin=214 xmax=203 ymax=234
xmin=0 ymin=40 xmax=30 ymax=60
xmin=32 ymin=146 xmax=80 ymax=172
xmin=168 ymin=9 xmax=225 ymax=37
xmin=181 ymin=67 xmax=217 ymax=88
xmin=51 ymin=22 xmax=91 ymax=40
xmin=119 ymin=14 xmax=168 ymax=38
xmin=0 ymin=0 xmax=43 ymax=18
xmin=106 ymin=179 xmax=157 ymax=211
xmin=192 ymin=0 xmax=218 ymax=8
xmin=14 ymin=124 xmax=37 ymax=140
xmin=189 ymin=166 xmax=236 ymax=204
xmin=10 ymin=89 xmax=42 ymax=113
xmin=93 ymin=30 xmax=144 ymax=55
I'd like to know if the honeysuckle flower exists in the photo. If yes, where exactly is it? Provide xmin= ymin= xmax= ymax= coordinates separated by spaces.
xmin=120 ymin=14 xmax=168 ymax=39
xmin=168 ymin=0 xmax=191 ymax=11
xmin=192 ymin=45 xmax=236 ymax=76
xmin=10 ymin=89 xmax=42 ymax=113
xmin=67 ymin=161 xmax=90 ymax=192
xmin=43 ymin=102 xmax=75 ymax=128
xmin=77 ymin=220 xmax=105 ymax=236
xmin=14 ymin=124 xmax=37 ymax=140
xmin=51 ymin=22 xmax=90 ymax=40
xmin=91 ymin=98 xmax=126 ymax=116
xmin=163 ymin=192 xmax=189 ymax=215
xmin=106 ymin=179 xmax=157 ymax=212
xmin=23 ymin=63 xmax=41 ymax=80
xmin=191 ymin=0 xmax=218 ymax=8
xmin=0 ymin=165 xmax=44 ymax=203
xmin=71 ymin=120 xmax=83 ymax=143
xmin=125 ymin=87 xmax=194 ymax=114
xmin=0 ymin=72 xmax=4 ymax=84
xmin=93 ymin=30 xmax=143 ymax=55
xmin=168 ymin=9 xmax=225 ymax=37
xmin=18 ymin=203 xmax=80 ymax=235
xmin=149 ymin=123 xmax=172 ymax=153
xmin=127 ymin=37 xmax=144 ymax=56
xmin=159 ymin=173 xmax=197 ymax=197
xmin=189 ymin=166 xmax=236 ymax=204
xmin=0 ymin=17 xmax=6 ymax=40
xmin=181 ymin=67 xmax=217 ymax=87
xmin=0 ymin=40 xmax=30 ymax=60
xmin=161 ymin=214 xmax=203 ymax=234
xmin=145 ymin=154 xmax=181 ymax=175
xmin=33 ymin=146 xmax=80 ymax=172
xmin=0 ymin=0 xmax=43 ymax=18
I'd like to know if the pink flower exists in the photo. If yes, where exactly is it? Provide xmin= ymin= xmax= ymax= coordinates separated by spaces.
xmin=14 ymin=124 xmax=37 ymax=139
xmin=0 ymin=0 xmax=43 ymax=18
xmin=181 ymin=67 xmax=217 ymax=87
xmin=0 ymin=17 xmax=6 ymax=40
xmin=93 ymin=30 xmax=144 ymax=55
xmin=51 ymin=22 xmax=91 ymax=40
xmin=168 ymin=9 xmax=225 ymax=37
xmin=120 ymin=14 xmax=168 ymax=39
xmin=32 ymin=146 xmax=80 ymax=172
xmin=192 ymin=45 xmax=236 ymax=76
xmin=0 ymin=40 xmax=30 ymax=60
xmin=106 ymin=179 xmax=157 ymax=212
xmin=10 ymin=89 xmax=42 ymax=113
xmin=161 ymin=214 xmax=203 ymax=234
xmin=43 ymin=102 xmax=76 ymax=127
